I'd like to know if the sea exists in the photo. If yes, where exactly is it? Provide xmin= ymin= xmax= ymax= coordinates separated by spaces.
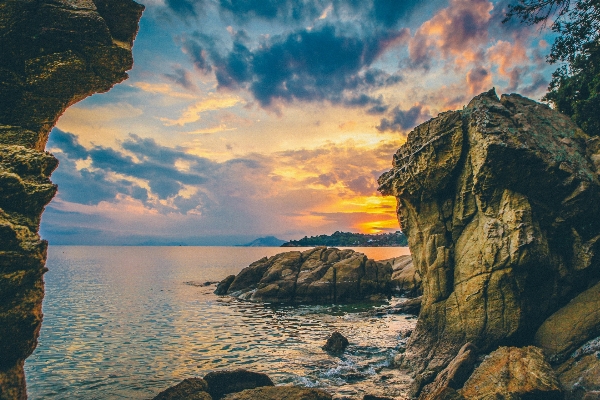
xmin=25 ymin=246 xmax=415 ymax=400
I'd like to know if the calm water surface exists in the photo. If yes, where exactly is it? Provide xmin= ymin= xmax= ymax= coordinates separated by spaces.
xmin=25 ymin=246 xmax=414 ymax=399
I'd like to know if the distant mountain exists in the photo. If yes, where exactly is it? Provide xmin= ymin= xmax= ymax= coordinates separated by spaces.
xmin=239 ymin=236 xmax=287 ymax=247
xmin=281 ymin=231 xmax=408 ymax=247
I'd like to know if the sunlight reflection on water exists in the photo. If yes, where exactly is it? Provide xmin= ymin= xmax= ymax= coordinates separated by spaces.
xmin=26 ymin=246 xmax=414 ymax=399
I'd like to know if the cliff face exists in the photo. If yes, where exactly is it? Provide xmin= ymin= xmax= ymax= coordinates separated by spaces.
xmin=0 ymin=1 xmax=143 ymax=398
xmin=378 ymin=89 xmax=600 ymax=393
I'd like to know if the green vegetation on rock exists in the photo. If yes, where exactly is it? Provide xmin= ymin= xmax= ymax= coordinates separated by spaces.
xmin=281 ymin=231 xmax=408 ymax=247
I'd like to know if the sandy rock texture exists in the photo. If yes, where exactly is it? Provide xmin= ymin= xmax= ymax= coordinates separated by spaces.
xmin=0 ymin=1 xmax=143 ymax=398
xmin=378 ymin=89 xmax=600 ymax=394
xmin=216 ymin=247 xmax=394 ymax=303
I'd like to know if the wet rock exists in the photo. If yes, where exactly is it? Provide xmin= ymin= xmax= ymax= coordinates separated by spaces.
xmin=419 ymin=343 xmax=478 ymax=400
xmin=555 ymin=336 xmax=600 ymax=400
xmin=378 ymin=89 xmax=600 ymax=388
xmin=153 ymin=378 xmax=211 ymax=400
xmin=459 ymin=346 xmax=562 ymax=400
xmin=203 ymin=369 xmax=274 ymax=399
xmin=214 ymin=275 xmax=235 ymax=295
xmin=535 ymin=281 xmax=600 ymax=363
xmin=390 ymin=296 xmax=422 ymax=315
xmin=0 ymin=0 xmax=143 ymax=396
xmin=223 ymin=247 xmax=393 ymax=303
xmin=322 ymin=331 xmax=349 ymax=354
xmin=221 ymin=386 xmax=332 ymax=400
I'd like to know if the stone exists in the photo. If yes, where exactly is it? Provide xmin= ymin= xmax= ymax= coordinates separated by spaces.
xmin=363 ymin=395 xmax=395 ymax=400
xmin=534 ymin=281 xmax=600 ymax=363
xmin=0 ymin=0 xmax=143 ymax=396
xmin=214 ymin=275 xmax=235 ymax=295
xmin=459 ymin=346 xmax=563 ymax=400
xmin=378 ymin=89 xmax=600 ymax=389
xmin=203 ymin=369 xmax=274 ymax=399
xmin=221 ymin=386 xmax=332 ymax=400
xmin=382 ymin=255 xmax=422 ymax=297
xmin=322 ymin=331 xmax=349 ymax=354
xmin=555 ymin=336 xmax=600 ymax=400
xmin=391 ymin=296 xmax=422 ymax=315
xmin=222 ymin=247 xmax=394 ymax=303
xmin=419 ymin=343 xmax=478 ymax=400
xmin=153 ymin=378 xmax=211 ymax=400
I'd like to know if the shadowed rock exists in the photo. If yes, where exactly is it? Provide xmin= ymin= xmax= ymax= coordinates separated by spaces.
xmin=217 ymin=247 xmax=394 ymax=303
xmin=153 ymin=378 xmax=211 ymax=400
xmin=203 ymin=369 xmax=274 ymax=400
xmin=0 ymin=0 xmax=143 ymax=397
xmin=378 ymin=89 xmax=600 ymax=392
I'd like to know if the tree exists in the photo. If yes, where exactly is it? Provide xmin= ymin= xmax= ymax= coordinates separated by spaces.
xmin=505 ymin=0 xmax=600 ymax=136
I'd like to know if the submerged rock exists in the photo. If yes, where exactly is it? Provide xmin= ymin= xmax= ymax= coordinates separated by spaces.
xmin=216 ymin=247 xmax=394 ymax=303
xmin=221 ymin=386 xmax=332 ymax=400
xmin=153 ymin=378 xmax=211 ymax=400
xmin=378 ymin=89 xmax=600 ymax=390
xmin=0 ymin=0 xmax=143 ymax=396
xmin=322 ymin=331 xmax=349 ymax=354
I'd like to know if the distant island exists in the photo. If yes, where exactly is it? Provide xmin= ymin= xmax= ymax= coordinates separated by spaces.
xmin=281 ymin=231 xmax=408 ymax=247
xmin=239 ymin=236 xmax=287 ymax=247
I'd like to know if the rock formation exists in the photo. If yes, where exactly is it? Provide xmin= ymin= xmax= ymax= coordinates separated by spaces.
xmin=0 ymin=1 xmax=143 ymax=398
xmin=378 ymin=89 xmax=600 ymax=395
xmin=382 ymin=255 xmax=421 ymax=296
xmin=216 ymin=247 xmax=394 ymax=303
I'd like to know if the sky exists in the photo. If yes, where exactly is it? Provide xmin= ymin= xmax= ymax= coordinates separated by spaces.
xmin=41 ymin=0 xmax=556 ymax=245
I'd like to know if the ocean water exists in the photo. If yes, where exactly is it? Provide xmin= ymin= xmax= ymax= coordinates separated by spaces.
xmin=25 ymin=246 xmax=414 ymax=399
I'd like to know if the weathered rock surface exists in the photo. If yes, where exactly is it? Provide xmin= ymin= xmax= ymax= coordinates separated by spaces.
xmin=459 ymin=346 xmax=563 ymax=400
xmin=534 ymin=281 xmax=600 ymax=363
xmin=378 ymin=89 xmax=600 ymax=391
xmin=217 ymin=247 xmax=393 ymax=303
xmin=555 ymin=336 xmax=600 ymax=400
xmin=381 ymin=255 xmax=421 ymax=296
xmin=419 ymin=343 xmax=478 ymax=400
xmin=0 ymin=1 xmax=143 ymax=398
xmin=203 ymin=369 xmax=274 ymax=400
xmin=221 ymin=386 xmax=332 ymax=400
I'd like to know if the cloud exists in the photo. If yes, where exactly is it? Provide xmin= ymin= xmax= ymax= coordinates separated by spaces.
xmin=409 ymin=0 xmax=493 ymax=68
xmin=466 ymin=66 xmax=492 ymax=94
xmin=376 ymin=104 xmax=431 ymax=132
xmin=163 ymin=66 xmax=198 ymax=91
xmin=160 ymin=95 xmax=243 ymax=126
xmin=133 ymin=82 xmax=197 ymax=99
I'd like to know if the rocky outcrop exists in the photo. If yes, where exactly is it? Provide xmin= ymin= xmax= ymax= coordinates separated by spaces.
xmin=153 ymin=378 xmax=211 ymax=400
xmin=0 ymin=1 xmax=143 ymax=398
xmin=378 ymin=89 xmax=600 ymax=393
xmin=222 ymin=386 xmax=332 ymax=400
xmin=555 ymin=336 xmax=600 ymax=400
xmin=203 ymin=370 xmax=274 ymax=400
xmin=216 ymin=247 xmax=394 ymax=303
xmin=459 ymin=346 xmax=563 ymax=400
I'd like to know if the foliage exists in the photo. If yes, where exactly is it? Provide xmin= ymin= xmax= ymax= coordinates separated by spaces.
xmin=281 ymin=231 xmax=408 ymax=247
xmin=505 ymin=0 xmax=600 ymax=136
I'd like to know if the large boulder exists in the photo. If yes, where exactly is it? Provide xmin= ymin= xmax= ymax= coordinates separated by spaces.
xmin=534 ymin=281 xmax=600 ymax=363
xmin=0 ymin=0 xmax=143 ymax=397
xmin=217 ymin=247 xmax=394 ymax=303
xmin=153 ymin=378 xmax=211 ymax=400
xmin=378 ymin=89 xmax=600 ymax=390
xmin=459 ymin=346 xmax=563 ymax=400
